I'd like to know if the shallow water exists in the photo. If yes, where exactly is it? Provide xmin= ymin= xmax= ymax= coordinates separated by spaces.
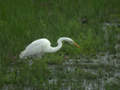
xmin=46 ymin=52 xmax=120 ymax=90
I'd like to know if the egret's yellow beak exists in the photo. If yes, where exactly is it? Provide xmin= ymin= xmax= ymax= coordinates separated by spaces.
xmin=74 ymin=42 xmax=80 ymax=48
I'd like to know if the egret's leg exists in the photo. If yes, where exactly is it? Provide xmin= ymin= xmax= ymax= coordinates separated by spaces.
xmin=27 ymin=56 xmax=34 ymax=66
xmin=28 ymin=59 xmax=33 ymax=66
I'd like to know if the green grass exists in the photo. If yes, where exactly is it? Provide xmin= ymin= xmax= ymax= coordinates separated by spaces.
xmin=0 ymin=0 xmax=119 ymax=56
xmin=0 ymin=0 xmax=120 ymax=89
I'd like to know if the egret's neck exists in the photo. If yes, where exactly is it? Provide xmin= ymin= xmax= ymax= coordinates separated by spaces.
xmin=47 ymin=37 xmax=71 ymax=53
xmin=48 ymin=38 xmax=63 ymax=53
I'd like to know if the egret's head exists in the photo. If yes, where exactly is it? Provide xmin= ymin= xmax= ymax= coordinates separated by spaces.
xmin=67 ymin=38 xmax=80 ymax=48
xmin=59 ymin=37 xmax=80 ymax=48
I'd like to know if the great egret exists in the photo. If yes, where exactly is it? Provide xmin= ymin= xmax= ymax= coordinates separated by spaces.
xmin=19 ymin=37 xmax=80 ymax=59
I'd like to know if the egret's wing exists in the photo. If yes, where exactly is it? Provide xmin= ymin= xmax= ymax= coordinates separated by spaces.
xmin=25 ymin=39 xmax=42 ymax=50
xmin=25 ymin=38 xmax=50 ymax=50
xmin=20 ymin=45 xmax=43 ymax=58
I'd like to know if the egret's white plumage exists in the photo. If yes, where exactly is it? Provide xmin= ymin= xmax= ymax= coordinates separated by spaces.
xmin=19 ymin=37 xmax=80 ymax=59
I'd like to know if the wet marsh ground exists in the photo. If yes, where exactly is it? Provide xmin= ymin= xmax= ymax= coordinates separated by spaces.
xmin=0 ymin=0 xmax=120 ymax=90
xmin=1 ymin=52 xmax=120 ymax=90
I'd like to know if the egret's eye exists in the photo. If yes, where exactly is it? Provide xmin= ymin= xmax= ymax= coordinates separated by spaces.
xmin=69 ymin=40 xmax=74 ymax=44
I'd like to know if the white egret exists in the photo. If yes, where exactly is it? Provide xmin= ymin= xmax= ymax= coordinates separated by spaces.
xmin=19 ymin=37 xmax=80 ymax=59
